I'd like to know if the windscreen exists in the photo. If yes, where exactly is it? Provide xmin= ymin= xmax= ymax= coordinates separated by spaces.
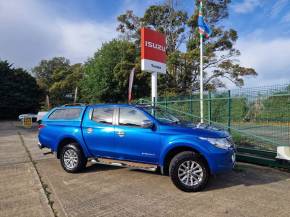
xmin=140 ymin=106 xmax=187 ymax=124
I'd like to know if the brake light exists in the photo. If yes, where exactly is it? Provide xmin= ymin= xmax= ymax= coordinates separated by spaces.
xmin=38 ymin=124 xmax=45 ymax=130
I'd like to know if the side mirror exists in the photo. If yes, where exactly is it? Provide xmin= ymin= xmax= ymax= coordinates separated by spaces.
xmin=141 ymin=120 xmax=154 ymax=128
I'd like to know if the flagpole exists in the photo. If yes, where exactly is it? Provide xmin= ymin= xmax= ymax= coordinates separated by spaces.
xmin=200 ymin=33 xmax=204 ymax=124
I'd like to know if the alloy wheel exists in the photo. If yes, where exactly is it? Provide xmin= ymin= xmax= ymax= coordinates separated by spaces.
xmin=63 ymin=149 xmax=78 ymax=169
xmin=177 ymin=160 xmax=204 ymax=187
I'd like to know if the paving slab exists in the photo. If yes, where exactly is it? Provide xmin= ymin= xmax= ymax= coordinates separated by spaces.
xmin=0 ymin=162 xmax=54 ymax=217
xmin=36 ymin=158 xmax=290 ymax=217
xmin=0 ymin=122 xmax=29 ymax=165
xmin=0 ymin=121 xmax=54 ymax=217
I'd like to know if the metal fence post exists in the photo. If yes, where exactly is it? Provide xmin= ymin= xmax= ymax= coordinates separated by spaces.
xmin=190 ymin=94 xmax=193 ymax=114
xmin=227 ymin=90 xmax=231 ymax=132
xmin=190 ymin=94 xmax=193 ymax=121
xmin=165 ymin=95 xmax=168 ymax=111
xmin=208 ymin=91 xmax=212 ymax=125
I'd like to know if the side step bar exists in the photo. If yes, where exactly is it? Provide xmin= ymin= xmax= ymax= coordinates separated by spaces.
xmin=91 ymin=158 xmax=158 ymax=172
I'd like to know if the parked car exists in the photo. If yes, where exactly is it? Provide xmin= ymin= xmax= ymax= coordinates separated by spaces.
xmin=38 ymin=104 xmax=236 ymax=192
xmin=18 ymin=113 xmax=37 ymax=122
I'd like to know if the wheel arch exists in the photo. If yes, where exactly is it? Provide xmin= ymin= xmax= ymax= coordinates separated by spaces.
xmin=56 ymin=137 xmax=87 ymax=159
xmin=161 ymin=144 xmax=210 ymax=175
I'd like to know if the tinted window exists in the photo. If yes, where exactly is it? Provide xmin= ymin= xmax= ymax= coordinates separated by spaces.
xmin=119 ymin=107 xmax=149 ymax=127
xmin=92 ymin=107 xmax=114 ymax=124
xmin=49 ymin=108 xmax=82 ymax=120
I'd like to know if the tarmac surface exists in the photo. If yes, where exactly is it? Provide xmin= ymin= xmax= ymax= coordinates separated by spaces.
xmin=1 ymin=121 xmax=290 ymax=217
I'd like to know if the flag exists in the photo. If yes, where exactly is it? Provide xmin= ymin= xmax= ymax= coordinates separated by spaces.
xmin=128 ymin=68 xmax=135 ymax=103
xmin=198 ymin=0 xmax=211 ymax=38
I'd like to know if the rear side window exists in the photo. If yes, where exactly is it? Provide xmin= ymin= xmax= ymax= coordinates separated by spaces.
xmin=92 ymin=107 xmax=114 ymax=124
xmin=48 ymin=108 xmax=82 ymax=120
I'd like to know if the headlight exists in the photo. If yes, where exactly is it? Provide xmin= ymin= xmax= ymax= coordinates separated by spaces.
xmin=199 ymin=137 xmax=233 ymax=150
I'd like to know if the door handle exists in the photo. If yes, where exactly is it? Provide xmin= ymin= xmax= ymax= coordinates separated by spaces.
xmin=117 ymin=131 xmax=125 ymax=137
xmin=87 ymin=127 xmax=93 ymax=133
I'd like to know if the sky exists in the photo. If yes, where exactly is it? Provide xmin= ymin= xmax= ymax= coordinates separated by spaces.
xmin=0 ymin=0 xmax=290 ymax=88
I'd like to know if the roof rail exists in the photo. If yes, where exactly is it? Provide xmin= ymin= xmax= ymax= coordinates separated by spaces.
xmin=62 ymin=103 xmax=86 ymax=107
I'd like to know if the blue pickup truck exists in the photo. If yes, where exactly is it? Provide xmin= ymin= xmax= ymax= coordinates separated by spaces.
xmin=38 ymin=104 xmax=235 ymax=192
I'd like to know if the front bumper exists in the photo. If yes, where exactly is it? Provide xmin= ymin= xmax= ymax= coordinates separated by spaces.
xmin=208 ymin=148 xmax=236 ymax=174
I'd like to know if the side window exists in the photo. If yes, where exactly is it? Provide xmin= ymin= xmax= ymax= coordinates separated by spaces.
xmin=49 ymin=108 xmax=82 ymax=120
xmin=92 ymin=107 xmax=114 ymax=125
xmin=119 ymin=107 xmax=149 ymax=127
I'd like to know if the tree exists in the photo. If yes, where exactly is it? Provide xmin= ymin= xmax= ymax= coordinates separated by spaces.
xmin=117 ymin=4 xmax=188 ymax=53
xmin=33 ymin=57 xmax=70 ymax=92
xmin=0 ymin=60 xmax=43 ymax=119
xmin=117 ymin=0 xmax=257 ymax=95
xmin=32 ymin=57 xmax=83 ymax=106
xmin=79 ymin=39 xmax=150 ymax=103
xmin=49 ymin=63 xmax=83 ymax=105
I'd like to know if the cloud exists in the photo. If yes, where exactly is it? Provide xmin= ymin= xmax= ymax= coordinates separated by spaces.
xmin=282 ymin=12 xmax=290 ymax=23
xmin=0 ymin=0 xmax=117 ymax=70
xmin=232 ymin=0 xmax=262 ymax=14
xmin=236 ymin=37 xmax=290 ymax=87
xmin=57 ymin=20 xmax=117 ymax=64
xmin=270 ymin=0 xmax=290 ymax=17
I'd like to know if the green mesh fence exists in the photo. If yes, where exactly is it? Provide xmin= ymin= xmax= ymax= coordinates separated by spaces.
xmin=138 ymin=84 xmax=290 ymax=151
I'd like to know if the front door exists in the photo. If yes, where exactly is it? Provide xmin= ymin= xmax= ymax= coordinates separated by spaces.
xmin=114 ymin=106 xmax=161 ymax=164
xmin=82 ymin=106 xmax=116 ymax=158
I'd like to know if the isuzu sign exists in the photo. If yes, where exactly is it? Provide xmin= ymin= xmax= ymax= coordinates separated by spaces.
xmin=141 ymin=27 xmax=166 ymax=74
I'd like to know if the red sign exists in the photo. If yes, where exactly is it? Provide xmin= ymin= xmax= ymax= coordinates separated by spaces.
xmin=141 ymin=27 xmax=166 ymax=74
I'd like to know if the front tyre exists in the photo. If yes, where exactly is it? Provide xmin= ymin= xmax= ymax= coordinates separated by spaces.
xmin=60 ymin=143 xmax=87 ymax=173
xmin=169 ymin=151 xmax=209 ymax=192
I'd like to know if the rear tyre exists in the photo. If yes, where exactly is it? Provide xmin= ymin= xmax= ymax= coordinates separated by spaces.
xmin=169 ymin=151 xmax=209 ymax=192
xmin=60 ymin=143 xmax=87 ymax=173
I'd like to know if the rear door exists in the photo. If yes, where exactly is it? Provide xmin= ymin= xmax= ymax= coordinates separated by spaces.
xmin=82 ymin=105 xmax=116 ymax=158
